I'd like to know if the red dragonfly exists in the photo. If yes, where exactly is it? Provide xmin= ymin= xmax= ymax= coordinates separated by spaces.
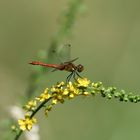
xmin=29 ymin=57 xmax=84 ymax=82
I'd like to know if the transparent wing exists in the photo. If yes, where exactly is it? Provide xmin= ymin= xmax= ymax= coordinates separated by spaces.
xmin=47 ymin=43 xmax=71 ymax=64
xmin=64 ymin=57 xmax=79 ymax=64
xmin=57 ymin=44 xmax=71 ymax=62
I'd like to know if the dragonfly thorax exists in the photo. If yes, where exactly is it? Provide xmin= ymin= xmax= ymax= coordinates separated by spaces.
xmin=63 ymin=63 xmax=76 ymax=72
xmin=64 ymin=63 xmax=84 ymax=73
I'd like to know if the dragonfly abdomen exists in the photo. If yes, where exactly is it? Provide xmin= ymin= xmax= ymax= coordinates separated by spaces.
xmin=29 ymin=61 xmax=63 ymax=69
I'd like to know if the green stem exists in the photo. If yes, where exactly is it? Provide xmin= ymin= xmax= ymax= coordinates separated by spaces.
xmin=30 ymin=97 xmax=52 ymax=118
xmin=14 ymin=130 xmax=23 ymax=140
xmin=14 ymin=97 xmax=52 ymax=140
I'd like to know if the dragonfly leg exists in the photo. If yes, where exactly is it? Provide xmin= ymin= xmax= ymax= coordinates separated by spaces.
xmin=66 ymin=71 xmax=74 ymax=83
xmin=75 ymin=71 xmax=83 ymax=79
xmin=73 ymin=71 xmax=77 ymax=82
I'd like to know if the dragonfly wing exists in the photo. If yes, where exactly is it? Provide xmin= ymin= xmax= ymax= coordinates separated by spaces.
xmin=47 ymin=45 xmax=60 ymax=64
xmin=48 ymin=44 xmax=71 ymax=63
xmin=57 ymin=44 xmax=71 ymax=62
xmin=51 ymin=68 xmax=59 ymax=72
xmin=63 ymin=57 xmax=79 ymax=65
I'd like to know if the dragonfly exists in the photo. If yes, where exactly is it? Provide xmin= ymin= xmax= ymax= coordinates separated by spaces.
xmin=29 ymin=45 xmax=84 ymax=82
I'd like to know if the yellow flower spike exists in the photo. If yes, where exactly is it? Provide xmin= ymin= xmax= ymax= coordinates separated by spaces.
xmin=67 ymin=82 xmax=79 ymax=95
xmin=74 ymin=88 xmax=79 ymax=95
xmin=76 ymin=78 xmax=90 ymax=88
xmin=83 ymin=91 xmax=90 ymax=96
xmin=18 ymin=120 xmax=26 ymax=131
xmin=45 ymin=109 xmax=49 ymax=117
xmin=52 ymin=99 xmax=58 ymax=105
xmin=69 ymin=93 xmax=75 ymax=99
xmin=92 ymin=82 xmax=102 ymax=88
xmin=18 ymin=114 xmax=37 ymax=131
xmin=47 ymin=105 xmax=53 ymax=111
xmin=51 ymin=82 xmax=65 ymax=94
xmin=44 ymin=104 xmax=53 ymax=117
xmin=36 ymin=92 xmax=51 ymax=102
xmin=57 ymin=95 xmax=63 ymax=100
xmin=31 ymin=117 xmax=37 ymax=123
xmin=29 ymin=100 xmax=36 ymax=106
xmin=63 ymin=89 xmax=69 ymax=96
xmin=44 ymin=88 xmax=49 ymax=94
xmin=59 ymin=99 xmax=64 ymax=103
xmin=24 ymin=113 xmax=30 ymax=118
xmin=53 ymin=93 xmax=65 ymax=103
xmin=67 ymin=82 xmax=74 ymax=89
xmin=56 ymin=81 xmax=65 ymax=88
xmin=11 ymin=125 xmax=17 ymax=132
xmin=24 ymin=100 xmax=37 ymax=111
xmin=51 ymin=86 xmax=60 ymax=93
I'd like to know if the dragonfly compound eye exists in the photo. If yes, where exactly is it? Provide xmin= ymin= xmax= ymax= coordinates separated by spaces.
xmin=77 ymin=64 xmax=84 ymax=72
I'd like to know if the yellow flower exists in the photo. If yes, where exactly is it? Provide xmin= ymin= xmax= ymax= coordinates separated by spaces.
xmin=76 ymin=78 xmax=90 ymax=88
xmin=56 ymin=81 xmax=65 ymax=88
xmin=36 ymin=88 xmax=51 ymax=102
xmin=24 ymin=100 xmax=37 ymax=111
xmin=51 ymin=82 xmax=65 ymax=94
xmin=45 ymin=105 xmax=53 ymax=117
xmin=51 ymin=86 xmax=60 ymax=93
xmin=52 ymin=99 xmax=58 ymax=105
xmin=11 ymin=125 xmax=17 ymax=132
xmin=45 ymin=109 xmax=49 ymax=117
xmin=57 ymin=95 xmax=63 ymax=100
xmin=63 ymin=88 xmax=69 ymax=96
xmin=92 ymin=82 xmax=102 ymax=88
xmin=67 ymin=82 xmax=79 ymax=95
xmin=18 ymin=114 xmax=36 ymax=131
xmin=51 ymin=85 xmax=64 ymax=95
xmin=69 ymin=93 xmax=75 ymax=99
xmin=44 ymin=88 xmax=49 ymax=94
xmin=83 ymin=91 xmax=90 ymax=96
xmin=50 ymin=85 xmax=65 ymax=104
xmin=47 ymin=105 xmax=53 ymax=111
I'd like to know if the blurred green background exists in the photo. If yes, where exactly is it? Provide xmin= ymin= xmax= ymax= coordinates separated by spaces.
xmin=0 ymin=0 xmax=140 ymax=140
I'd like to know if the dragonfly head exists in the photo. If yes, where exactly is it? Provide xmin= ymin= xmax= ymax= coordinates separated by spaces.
xmin=77 ymin=64 xmax=84 ymax=72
